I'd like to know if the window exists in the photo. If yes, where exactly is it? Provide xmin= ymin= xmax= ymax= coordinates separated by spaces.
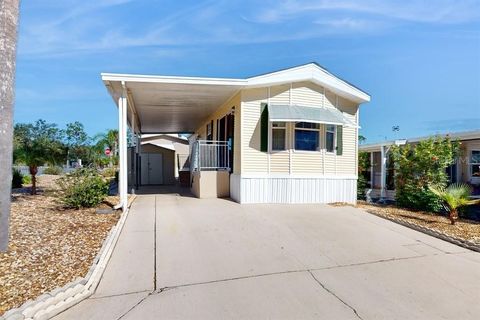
xmin=471 ymin=150 xmax=480 ymax=177
xmin=295 ymin=122 xmax=320 ymax=151
xmin=206 ymin=121 xmax=213 ymax=141
xmin=326 ymin=125 xmax=336 ymax=153
xmin=271 ymin=122 xmax=286 ymax=151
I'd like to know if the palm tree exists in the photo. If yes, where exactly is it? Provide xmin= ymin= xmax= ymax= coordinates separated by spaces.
xmin=0 ymin=0 xmax=20 ymax=252
xmin=93 ymin=129 xmax=119 ymax=167
xmin=429 ymin=183 xmax=480 ymax=225
xmin=14 ymin=121 xmax=66 ymax=195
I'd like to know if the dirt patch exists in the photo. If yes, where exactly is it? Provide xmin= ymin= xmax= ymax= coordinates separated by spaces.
xmin=0 ymin=175 xmax=120 ymax=315
xmin=355 ymin=201 xmax=480 ymax=245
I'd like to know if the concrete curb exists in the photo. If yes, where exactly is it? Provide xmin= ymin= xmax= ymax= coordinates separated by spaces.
xmin=1 ymin=196 xmax=136 ymax=320
xmin=366 ymin=210 xmax=480 ymax=253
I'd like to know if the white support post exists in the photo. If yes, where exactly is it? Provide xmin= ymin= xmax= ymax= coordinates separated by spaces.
xmin=370 ymin=152 xmax=374 ymax=187
xmin=267 ymin=87 xmax=271 ymax=174
xmin=117 ymin=95 xmax=124 ymax=208
xmin=119 ymin=83 xmax=128 ymax=211
xmin=136 ymin=133 xmax=141 ymax=189
xmin=380 ymin=146 xmax=386 ymax=200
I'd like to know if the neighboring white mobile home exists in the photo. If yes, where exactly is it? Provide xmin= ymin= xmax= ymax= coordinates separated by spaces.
xmin=102 ymin=63 xmax=370 ymax=209
xmin=359 ymin=130 xmax=480 ymax=200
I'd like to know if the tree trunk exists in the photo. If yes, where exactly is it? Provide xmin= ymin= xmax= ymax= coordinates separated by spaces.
xmin=449 ymin=209 xmax=458 ymax=225
xmin=0 ymin=0 xmax=20 ymax=252
xmin=29 ymin=166 xmax=38 ymax=195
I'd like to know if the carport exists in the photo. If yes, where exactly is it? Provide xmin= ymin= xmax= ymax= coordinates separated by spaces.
xmin=102 ymin=73 xmax=246 ymax=210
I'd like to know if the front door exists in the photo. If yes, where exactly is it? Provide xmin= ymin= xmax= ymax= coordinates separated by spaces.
xmin=140 ymin=153 xmax=163 ymax=185
xmin=217 ymin=113 xmax=234 ymax=171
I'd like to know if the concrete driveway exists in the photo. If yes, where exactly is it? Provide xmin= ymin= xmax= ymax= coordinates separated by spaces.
xmin=55 ymin=193 xmax=480 ymax=319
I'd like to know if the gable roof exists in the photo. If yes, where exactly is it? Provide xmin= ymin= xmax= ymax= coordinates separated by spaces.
xmin=246 ymin=62 xmax=370 ymax=103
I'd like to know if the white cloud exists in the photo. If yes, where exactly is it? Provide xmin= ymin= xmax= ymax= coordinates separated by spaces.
xmin=251 ymin=0 xmax=480 ymax=24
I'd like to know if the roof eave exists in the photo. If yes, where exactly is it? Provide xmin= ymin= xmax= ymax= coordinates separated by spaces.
xmin=101 ymin=73 xmax=247 ymax=86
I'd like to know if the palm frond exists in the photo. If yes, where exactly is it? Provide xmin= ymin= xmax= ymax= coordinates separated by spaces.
xmin=429 ymin=183 xmax=478 ymax=212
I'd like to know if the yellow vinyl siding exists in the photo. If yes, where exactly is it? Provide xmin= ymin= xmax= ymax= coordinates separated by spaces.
xmin=240 ymin=83 xmax=359 ymax=176
xmin=291 ymin=152 xmax=323 ymax=174
xmin=291 ymin=82 xmax=324 ymax=107
xmin=269 ymin=84 xmax=290 ymax=105
xmin=336 ymin=126 xmax=357 ymax=175
xmin=324 ymin=90 xmax=337 ymax=109
xmin=270 ymin=152 xmax=290 ymax=173
xmin=241 ymin=88 xmax=268 ymax=173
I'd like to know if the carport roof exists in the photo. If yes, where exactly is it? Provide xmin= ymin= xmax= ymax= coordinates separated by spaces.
xmin=102 ymin=63 xmax=370 ymax=134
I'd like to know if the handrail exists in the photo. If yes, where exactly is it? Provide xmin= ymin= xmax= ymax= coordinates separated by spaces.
xmin=191 ymin=140 xmax=230 ymax=171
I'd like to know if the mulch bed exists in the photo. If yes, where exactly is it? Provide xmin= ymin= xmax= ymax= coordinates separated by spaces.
xmin=355 ymin=201 xmax=480 ymax=245
xmin=0 ymin=175 xmax=120 ymax=315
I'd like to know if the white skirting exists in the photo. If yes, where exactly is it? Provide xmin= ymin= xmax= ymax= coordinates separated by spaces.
xmin=230 ymin=174 xmax=357 ymax=204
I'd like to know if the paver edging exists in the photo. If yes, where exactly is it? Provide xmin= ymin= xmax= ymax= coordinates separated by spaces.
xmin=364 ymin=209 xmax=480 ymax=253
xmin=1 ymin=196 xmax=136 ymax=320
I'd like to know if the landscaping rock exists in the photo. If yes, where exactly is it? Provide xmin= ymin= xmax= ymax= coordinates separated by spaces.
xmin=0 ymin=175 xmax=120 ymax=315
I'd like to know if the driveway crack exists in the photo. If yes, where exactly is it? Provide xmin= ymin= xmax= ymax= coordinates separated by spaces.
xmin=115 ymin=291 xmax=153 ymax=320
xmin=308 ymin=270 xmax=364 ymax=320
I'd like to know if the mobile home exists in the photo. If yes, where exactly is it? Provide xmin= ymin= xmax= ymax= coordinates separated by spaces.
xmin=102 ymin=63 xmax=370 ymax=209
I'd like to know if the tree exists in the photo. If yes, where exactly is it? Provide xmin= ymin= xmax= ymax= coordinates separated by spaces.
xmin=429 ymin=183 xmax=480 ymax=225
xmin=358 ymin=135 xmax=366 ymax=144
xmin=14 ymin=120 xmax=66 ymax=195
xmin=0 ymin=0 xmax=20 ymax=252
xmin=391 ymin=137 xmax=460 ymax=212
xmin=65 ymin=121 xmax=89 ymax=165
xmin=94 ymin=129 xmax=119 ymax=166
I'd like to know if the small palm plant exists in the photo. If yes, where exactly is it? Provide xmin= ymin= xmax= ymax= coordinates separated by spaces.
xmin=429 ymin=183 xmax=480 ymax=225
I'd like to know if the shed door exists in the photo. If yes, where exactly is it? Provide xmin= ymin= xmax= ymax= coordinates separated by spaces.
xmin=148 ymin=153 xmax=163 ymax=184
xmin=140 ymin=153 xmax=163 ymax=185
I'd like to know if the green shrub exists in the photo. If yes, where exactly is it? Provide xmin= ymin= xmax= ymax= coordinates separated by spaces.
xmin=57 ymin=168 xmax=109 ymax=208
xmin=357 ymin=151 xmax=370 ymax=200
xmin=357 ymin=175 xmax=367 ymax=200
xmin=12 ymin=168 xmax=23 ymax=188
xmin=101 ymin=167 xmax=117 ymax=179
xmin=396 ymin=183 xmax=444 ymax=212
xmin=391 ymin=137 xmax=460 ymax=212
xmin=22 ymin=174 xmax=31 ymax=185
xmin=43 ymin=166 xmax=63 ymax=175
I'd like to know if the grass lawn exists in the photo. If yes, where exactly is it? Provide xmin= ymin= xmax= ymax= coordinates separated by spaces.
xmin=356 ymin=201 xmax=480 ymax=245
xmin=0 ymin=175 xmax=120 ymax=315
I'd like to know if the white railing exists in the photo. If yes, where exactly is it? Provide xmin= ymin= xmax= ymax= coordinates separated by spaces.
xmin=191 ymin=140 xmax=230 ymax=171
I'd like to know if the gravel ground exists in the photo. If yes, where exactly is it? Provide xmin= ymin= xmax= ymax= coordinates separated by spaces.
xmin=356 ymin=201 xmax=480 ymax=244
xmin=0 ymin=175 xmax=120 ymax=315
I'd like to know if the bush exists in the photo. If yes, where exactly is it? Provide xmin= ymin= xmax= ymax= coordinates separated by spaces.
xmin=357 ymin=175 xmax=367 ymax=200
xmin=396 ymin=183 xmax=444 ymax=212
xmin=43 ymin=166 xmax=63 ymax=175
xmin=357 ymin=151 xmax=370 ymax=200
xmin=391 ymin=137 xmax=460 ymax=212
xmin=101 ymin=167 xmax=117 ymax=179
xmin=12 ymin=168 xmax=23 ymax=188
xmin=57 ymin=168 xmax=109 ymax=208
xmin=22 ymin=174 xmax=31 ymax=185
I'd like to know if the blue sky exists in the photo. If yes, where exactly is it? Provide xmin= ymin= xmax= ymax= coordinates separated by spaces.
xmin=15 ymin=0 xmax=480 ymax=144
